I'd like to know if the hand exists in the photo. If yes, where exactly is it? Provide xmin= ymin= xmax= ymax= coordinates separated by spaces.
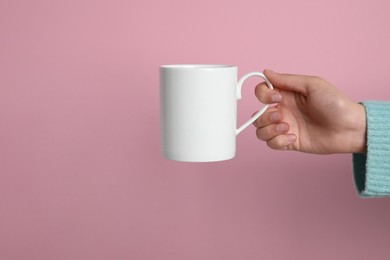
xmin=254 ymin=70 xmax=366 ymax=154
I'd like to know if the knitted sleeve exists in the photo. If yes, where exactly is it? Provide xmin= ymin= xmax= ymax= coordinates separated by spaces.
xmin=353 ymin=101 xmax=390 ymax=197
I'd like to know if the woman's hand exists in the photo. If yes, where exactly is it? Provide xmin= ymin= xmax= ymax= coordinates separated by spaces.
xmin=254 ymin=70 xmax=366 ymax=154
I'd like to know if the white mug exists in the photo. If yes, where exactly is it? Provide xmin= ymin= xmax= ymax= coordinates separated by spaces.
xmin=160 ymin=64 xmax=273 ymax=162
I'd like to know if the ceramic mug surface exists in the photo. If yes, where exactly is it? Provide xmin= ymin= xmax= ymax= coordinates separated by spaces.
xmin=160 ymin=64 xmax=273 ymax=162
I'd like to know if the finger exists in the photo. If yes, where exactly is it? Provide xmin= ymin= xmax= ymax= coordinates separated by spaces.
xmin=253 ymin=108 xmax=282 ymax=128
xmin=266 ymin=134 xmax=297 ymax=150
xmin=256 ymin=123 xmax=289 ymax=141
xmin=255 ymin=82 xmax=282 ymax=104
xmin=264 ymin=69 xmax=313 ymax=95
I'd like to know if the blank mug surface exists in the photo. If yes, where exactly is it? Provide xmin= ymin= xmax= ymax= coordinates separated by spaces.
xmin=160 ymin=64 xmax=273 ymax=162
xmin=160 ymin=65 xmax=237 ymax=162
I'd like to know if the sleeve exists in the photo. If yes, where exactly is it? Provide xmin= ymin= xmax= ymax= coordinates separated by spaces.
xmin=353 ymin=101 xmax=390 ymax=197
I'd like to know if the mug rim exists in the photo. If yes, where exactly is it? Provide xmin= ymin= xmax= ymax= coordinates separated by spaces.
xmin=160 ymin=64 xmax=236 ymax=69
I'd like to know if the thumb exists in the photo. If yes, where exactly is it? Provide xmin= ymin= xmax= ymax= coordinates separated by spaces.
xmin=264 ymin=69 xmax=310 ymax=95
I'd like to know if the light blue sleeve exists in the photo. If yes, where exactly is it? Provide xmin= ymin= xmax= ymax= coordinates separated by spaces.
xmin=353 ymin=101 xmax=390 ymax=197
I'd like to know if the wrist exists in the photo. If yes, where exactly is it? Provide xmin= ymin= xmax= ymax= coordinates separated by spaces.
xmin=349 ymin=103 xmax=367 ymax=153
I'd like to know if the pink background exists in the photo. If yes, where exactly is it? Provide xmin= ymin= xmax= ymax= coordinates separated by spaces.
xmin=1 ymin=0 xmax=390 ymax=259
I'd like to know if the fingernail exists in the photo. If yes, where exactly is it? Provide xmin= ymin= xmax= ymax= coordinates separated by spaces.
xmin=276 ymin=124 xmax=287 ymax=132
xmin=269 ymin=112 xmax=280 ymax=122
xmin=287 ymin=134 xmax=297 ymax=143
xmin=271 ymin=94 xmax=282 ymax=103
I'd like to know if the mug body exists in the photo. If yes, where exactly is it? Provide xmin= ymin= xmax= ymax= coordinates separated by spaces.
xmin=160 ymin=65 xmax=237 ymax=162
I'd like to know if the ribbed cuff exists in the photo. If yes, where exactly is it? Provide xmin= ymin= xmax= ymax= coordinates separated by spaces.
xmin=353 ymin=101 xmax=390 ymax=197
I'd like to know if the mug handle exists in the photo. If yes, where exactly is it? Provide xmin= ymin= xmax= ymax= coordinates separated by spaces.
xmin=236 ymin=72 xmax=274 ymax=135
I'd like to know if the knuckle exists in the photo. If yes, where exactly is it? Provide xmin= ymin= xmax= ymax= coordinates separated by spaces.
xmin=254 ymin=113 xmax=266 ymax=128
xmin=267 ymin=136 xmax=286 ymax=150
xmin=258 ymin=114 xmax=268 ymax=126
xmin=266 ymin=140 xmax=278 ymax=149
xmin=256 ymin=128 xmax=266 ymax=141
xmin=256 ymin=126 xmax=272 ymax=141
xmin=309 ymin=75 xmax=323 ymax=85
xmin=255 ymin=83 xmax=269 ymax=101
xmin=256 ymin=124 xmax=280 ymax=142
